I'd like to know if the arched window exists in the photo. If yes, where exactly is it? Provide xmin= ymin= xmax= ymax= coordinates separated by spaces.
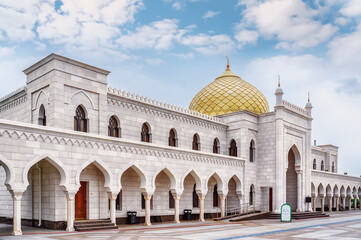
xmin=250 ymin=140 xmax=255 ymax=162
xmin=108 ymin=116 xmax=120 ymax=137
xmin=213 ymin=184 xmax=219 ymax=207
xmin=74 ymin=105 xmax=87 ymax=132
xmin=229 ymin=139 xmax=237 ymax=157
xmin=141 ymin=123 xmax=151 ymax=142
xmin=313 ymin=159 xmax=317 ymax=170
xmin=169 ymin=191 xmax=175 ymax=209
xmin=332 ymin=162 xmax=335 ymax=173
xmin=213 ymin=138 xmax=220 ymax=154
xmin=249 ymin=184 xmax=254 ymax=205
xmin=192 ymin=134 xmax=200 ymax=151
xmin=116 ymin=190 xmax=122 ymax=210
xmin=321 ymin=160 xmax=325 ymax=171
xmin=192 ymin=184 xmax=199 ymax=208
xmin=38 ymin=104 xmax=46 ymax=126
xmin=169 ymin=129 xmax=177 ymax=147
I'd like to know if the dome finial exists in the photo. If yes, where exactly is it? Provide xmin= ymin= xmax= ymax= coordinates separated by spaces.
xmin=278 ymin=75 xmax=280 ymax=87
xmin=226 ymin=55 xmax=230 ymax=71
xmin=308 ymin=91 xmax=310 ymax=102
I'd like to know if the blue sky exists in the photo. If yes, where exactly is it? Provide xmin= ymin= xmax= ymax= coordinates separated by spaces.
xmin=0 ymin=0 xmax=361 ymax=175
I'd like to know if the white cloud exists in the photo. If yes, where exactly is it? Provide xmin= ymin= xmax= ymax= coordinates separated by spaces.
xmin=172 ymin=52 xmax=194 ymax=59
xmin=334 ymin=17 xmax=350 ymax=26
xmin=202 ymin=10 xmax=221 ymax=20
xmin=0 ymin=5 xmax=36 ymax=41
xmin=340 ymin=0 xmax=361 ymax=17
xmin=328 ymin=24 xmax=361 ymax=77
xmin=0 ymin=47 xmax=16 ymax=58
xmin=172 ymin=2 xmax=183 ymax=10
xmin=234 ymin=29 xmax=259 ymax=46
xmin=180 ymin=34 xmax=235 ymax=55
xmin=117 ymin=19 xmax=185 ymax=50
xmin=145 ymin=58 xmax=164 ymax=65
xmin=238 ymin=0 xmax=338 ymax=50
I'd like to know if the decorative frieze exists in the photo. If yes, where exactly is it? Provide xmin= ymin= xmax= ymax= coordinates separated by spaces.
xmin=0 ymin=127 xmax=244 ymax=167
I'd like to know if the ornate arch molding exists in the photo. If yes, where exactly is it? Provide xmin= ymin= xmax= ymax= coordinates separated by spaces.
xmin=227 ymin=173 xmax=243 ymax=194
xmin=0 ymin=154 xmax=16 ymax=190
xmin=181 ymin=168 xmax=202 ymax=192
xmin=76 ymin=159 xmax=113 ymax=191
xmin=205 ymin=172 xmax=226 ymax=195
xmin=117 ymin=163 xmax=148 ymax=191
xmin=287 ymin=144 xmax=302 ymax=168
xmin=66 ymin=90 xmax=98 ymax=110
xmin=22 ymin=154 xmax=68 ymax=189
xmin=33 ymin=90 xmax=50 ymax=110
xmin=152 ymin=166 xmax=178 ymax=191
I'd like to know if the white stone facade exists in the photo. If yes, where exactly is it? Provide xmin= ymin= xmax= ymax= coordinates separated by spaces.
xmin=0 ymin=54 xmax=360 ymax=235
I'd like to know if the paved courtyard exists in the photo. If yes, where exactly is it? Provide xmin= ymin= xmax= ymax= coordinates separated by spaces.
xmin=1 ymin=211 xmax=361 ymax=239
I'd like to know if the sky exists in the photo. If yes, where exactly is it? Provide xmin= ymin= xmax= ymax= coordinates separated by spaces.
xmin=0 ymin=0 xmax=361 ymax=176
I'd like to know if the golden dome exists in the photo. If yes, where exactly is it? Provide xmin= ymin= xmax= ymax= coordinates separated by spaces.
xmin=189 ymin=65 xmax=269 ymax=116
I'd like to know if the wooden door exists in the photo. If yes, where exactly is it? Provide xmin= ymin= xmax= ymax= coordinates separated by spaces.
xmin=269 ymin=188 xmax=273 ymax=212
xmin=75 ymin=181 xmax=87 ymax=220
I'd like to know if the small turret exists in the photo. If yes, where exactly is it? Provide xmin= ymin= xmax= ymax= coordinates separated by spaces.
xmin=305 ymin=92 xmax=312 ymax=117
xmin=275 ymin=75 xmax=284 ymax=106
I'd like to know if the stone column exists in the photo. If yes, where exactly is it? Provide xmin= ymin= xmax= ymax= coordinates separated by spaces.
xmin=359 ymin=195 xmax=361 ymax=210
xmin=65 ymin=191 xmax=76 ymax=232
xmin=354 ymin=197 xmax=357 ymax=210
xmin=328 ymin=195 xmax=332 ymax=212
xmin=237 ymin=193 xmax=243 ymax=213
xmin=220 ymin=195 xmax=227 ymax=218
xmin=342 ymin=196 xmax=346 ymax=210
xmin=198 ymin=194 xmax=205 ymax=221
xmin=172 ymin=193 xmax=181 ymax=223
xmin=312 ymin=196 xmax=316 ymax=212
xmin=348 ymin=197 xmax=352 ymax=211
xmin=143 ymin=193 xmax=153 ymax=226
xmin=296 ymin=170 xmax=302 ymax=212
xmin=321 ymin=196 xmax=325 ymax=213
xmin=108 ymin=192 xmax=118 ymax=224
xmin=335 ymin=196 xmax=339 ymax=211
xmin=11 ymin=191 xmax=24 ymax=236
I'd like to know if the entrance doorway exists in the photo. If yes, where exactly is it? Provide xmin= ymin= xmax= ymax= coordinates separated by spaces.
xmin=269 ymin=188 xmax=273 ymax=212
xmin=75 ymin=181 xmax=87 ymax=219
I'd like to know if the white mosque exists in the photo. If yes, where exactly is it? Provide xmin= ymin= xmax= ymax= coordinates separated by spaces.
xmin=0 ymin=54 xmax=360 ymax=235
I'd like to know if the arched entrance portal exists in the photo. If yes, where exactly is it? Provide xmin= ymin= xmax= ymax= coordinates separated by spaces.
xmin=286 ymin=149 xmax=298 ymax=211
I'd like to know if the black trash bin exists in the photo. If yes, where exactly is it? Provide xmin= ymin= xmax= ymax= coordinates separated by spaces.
xmin=127 ymin=211 xmax=137 ymax=224
xmin=183 ymin=209 xmax=192 ymax=220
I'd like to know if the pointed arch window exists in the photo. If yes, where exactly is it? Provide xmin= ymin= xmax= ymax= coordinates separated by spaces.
xmin=229 ymin=139 xmax=237 ymax=157
xmin=108 ymin=116 xmax=120 ymax=137
xmin=250 ymin=140 xmax=255 ymax=162
xmin=141 ymin=123 xmax=151 ymax=142
xmin=38 ymin=104 xmax=46 ymax=126
xmin=213 ymin=138 xmax=220 ymax=154
xmin=192 ymin=134 xmax=200 ymax=151
xmin=74 ymin=105 xmax=87 ymax=132
xmin=321 ymin=160 xmax=325 ymax=171
xmin=313 ymin=159 xmax=317 ymax=170
xmin=332 ymin=162 xmax=335 ymax=173
xmin=169 ymin=191 xmax=175 ymax=209
xmin=249 ymin=184 xmax=254 ymax=205
xmin=193 ymin=184 xmax=199 ymax=208
xmin=169 ymin=129 xmax=177 ymax=147
xmin=213 ymin=184 xmax=219 ymax=207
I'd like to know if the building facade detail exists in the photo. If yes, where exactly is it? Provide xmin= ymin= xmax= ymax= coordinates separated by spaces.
xmin=0 ymin=54 xmax=360 ymax=235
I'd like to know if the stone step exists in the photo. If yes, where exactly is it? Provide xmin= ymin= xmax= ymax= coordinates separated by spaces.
xmin=75 ymin=225 xmax=118 ymax=232
xmin=74 ymin=219 xmax=118 ymax=231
